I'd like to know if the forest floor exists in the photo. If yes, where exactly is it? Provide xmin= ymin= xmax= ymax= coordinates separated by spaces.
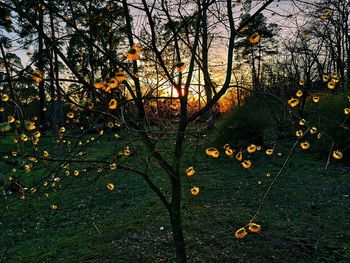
xmin=0 ymin=130 xmax=349 ymax=263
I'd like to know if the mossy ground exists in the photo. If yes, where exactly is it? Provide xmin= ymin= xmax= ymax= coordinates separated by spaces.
xmin=0 ymin=131 xmax=349 ymax=263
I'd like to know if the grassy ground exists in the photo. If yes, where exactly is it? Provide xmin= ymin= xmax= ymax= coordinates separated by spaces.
xmin=0 ymin=130 xmax=349 ymax=263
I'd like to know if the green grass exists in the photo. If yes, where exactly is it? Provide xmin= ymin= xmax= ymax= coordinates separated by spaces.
xmin=0 ymin=131 xmax=349 ymax=263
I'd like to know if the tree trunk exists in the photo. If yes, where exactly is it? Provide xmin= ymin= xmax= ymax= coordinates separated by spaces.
xmin=38 ymin=6 xmax=46 ymax=131
xmin=169 ymin=202 xmax=187 ymax=263
xmin=200 ymin=0 xmax=213 ymax=120
xmin=49 ymin=10 xmax=58 ymax=132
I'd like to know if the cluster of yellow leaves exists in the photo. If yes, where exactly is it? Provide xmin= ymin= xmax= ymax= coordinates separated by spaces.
xmin=206 ymin=143 xmax=279 ymax=171
xmin=294 ymin=94 xmax=344 ymax=157
xmin=324 ymin=72 xmax=339 ymax=90
xmin=288 ymin=73 xmax=341 ymax=108
xmin=185 ymin=167 xmax=199 ymax=196
xmin=94 ymin=72 xmax=126 ymax=93
xmin=235 ymin=223 xmax=261 ymax=239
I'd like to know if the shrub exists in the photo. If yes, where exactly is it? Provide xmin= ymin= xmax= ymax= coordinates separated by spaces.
xmin=305 ymin=92 xmax=350 ymax=159
xmin=212 ymin=95 xmax=288 ymax=147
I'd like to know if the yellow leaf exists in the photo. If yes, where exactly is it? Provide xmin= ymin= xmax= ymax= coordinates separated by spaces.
xmin=248 ymin=223 xmax=261 ymax=233
xmin=126 ymin=44 xmax=141 ymax=61
xmin=327 ymin=81 xmax=335 ymax=89
xmin=248 ymin=33 xmax=261 ymax=44
xmin=300 ymin=141 xmax=310 ymax=150
xmin=247 ymin=144 xmax=257 ymax=154
xmin=332 ymin=150 xmax=343 ymax=160
xmin=235 ymin=227 xmax=247 ymax=239
xmin=21 ymin=134 xmax=28 ymax=142
xmin=288 ymin=98 xmax=300 ymax=107
xmin=8 ymin=116 xmax=15 ymax=123
xmin=206 ymin=147 xmax=219 ymax=158
xmin=106 ymin=183 xmax=115 ymax=191
xmin=312 ymin=96 xmax=320 ymax=103
xmin=110 ymin=163 xmax=117 ymax=170
xmin=186 ymin=167 xmax=196 ymax=176
xmin=109 ymin=99 xmax=118 ymax=110
xmin=1 ymin=93 xmax=9 ymax=102
xmin=310 ymin=127 xmax=317 ymax=134
xmin=67 ymin=112 xmax=74 ymax=119
xmin=295 ymin=130 xmax=303 ymax=137
xmin=190 ymin=186 xmax=200 ymax=196
xmin=265 ymin=149 xmax=273 ymax=155
xmin=225 ymin=148 xmax=234 ymax=156
xmin=322 ymin=74 xmax=329 ymax=82
xmin=241 ymin=160 xmax=252 ymax=169
xmin=299 ymin=119 xmax=306 ymax=126
xmin=236 ymin=151 xmax=243 ymax=161
xmin=296 ymin=90 xmax=303 ymax=97
xmin=25 ymin=121 xmax=36 ymax=131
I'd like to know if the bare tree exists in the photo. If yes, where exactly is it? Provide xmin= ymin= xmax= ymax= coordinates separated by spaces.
xmin=0 ymin=0 xmax=276 ymax=262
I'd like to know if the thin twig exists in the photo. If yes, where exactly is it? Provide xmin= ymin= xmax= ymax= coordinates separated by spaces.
xmin=249 ymin=138 xmax=300 ymax=224
xmin=324 ymin=141 xmax=334 ymax=170
xmin=92 ymin=221 xmax=103 ymax=236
